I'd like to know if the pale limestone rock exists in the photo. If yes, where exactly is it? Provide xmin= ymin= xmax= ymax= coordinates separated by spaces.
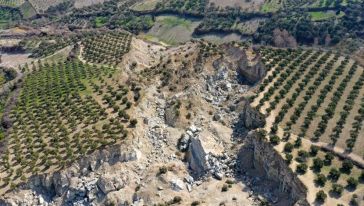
xmin=170 ymin=178 xmax=185 ymax=191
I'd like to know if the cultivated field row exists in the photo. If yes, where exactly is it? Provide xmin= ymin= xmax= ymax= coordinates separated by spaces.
xmin=256 ymin=49 xmax=364 ymax=158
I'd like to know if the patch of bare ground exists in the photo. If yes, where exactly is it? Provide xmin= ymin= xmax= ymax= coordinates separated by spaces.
xmin=121 ymin=37 xmax=165 ymax=71
xmin=131 ymin=0 xmax=160 ymax=11
xmin=0 ymin=53 xmax=34 ymax=68
xmin=74 ymin=0 xmax=109 ymax=8
xmin=236 ymin=19 xmax=265 ymax=35
xmin=0 ymin=39 xmax=21 ymax=47
xmin=0 ymin=27 xmax=34 ymax=37
xmin=209 ymin=0 xmax=265 ymax=12
xmin=353 ymin=47 xmax=364 ymax=67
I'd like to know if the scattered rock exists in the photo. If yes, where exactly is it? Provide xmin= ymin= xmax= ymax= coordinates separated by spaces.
xmin=214 ymin=172 xmax=224 ymax=180
xmin=170 ymin=179 xmax=185 ymax=191
xmin=213 ymin=113 xmax=222 ymax=121
xmin=157 ymin=186 xmax=164 ymax=191
xmin=186 ymin=184 xmax=192 ymax=192
xmin=184 ymin=175 xmax=194 ymax=184
xmin=186 ymin=137 xmax=208 ymax=178
xmin=38 ymin=196 xmax=44 ymax=205
xmin=177 ymin=134 xmax=190 ymax=152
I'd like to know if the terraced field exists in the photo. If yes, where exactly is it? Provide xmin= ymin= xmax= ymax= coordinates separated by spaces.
xmin=252 ymin=48 xmax=364 ymax=204
xmin=81 ymin=31 xmax=132 ymax=65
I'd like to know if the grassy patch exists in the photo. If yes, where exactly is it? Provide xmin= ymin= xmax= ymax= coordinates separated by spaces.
xmin=160 ymin=16 xmax=193 ymax=30
xmin=309 ymin=11 xmax=344 ymax=21
xmin=0 ymin=20 xmax=8 ymax=29
xmin=146 ymin=15 xmax=200 ymax=45
xmin=131 ymin=0 xmax=159 ymax=11
xmin=41 ymin=46 xmax=72 ymax=62
xmin=0 ymin=75 xmax=6 ymax=85
xmin=0 ymin=7 xmax=21 ymax=28
xmin=261 ymin=0 xmax=282 ymax=13
xmin=94 ymin=16 xmax=108 ymax=28
xmin=19 ymin=1 xmax=37 ymax=19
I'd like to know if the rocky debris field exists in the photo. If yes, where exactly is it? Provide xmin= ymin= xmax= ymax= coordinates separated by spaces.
xmin=0 ymin=39 xmax=307 ymax=206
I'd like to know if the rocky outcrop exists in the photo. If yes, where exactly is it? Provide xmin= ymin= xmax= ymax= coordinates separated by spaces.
xmin=0 ymin=144 xmax=140 ymax=206
xmin=164 ymin=100 xmax=180 ymax=127
xmin=184 ymin=126 xmax=207 ymax=178
xmin=237 ymin=55 xmax=266 ymax=85
xmin=238 ymin=100 xmax=265 ymax=130
xmin=233 ymin=99 xmax=265 ymax=138
xmin=183 ymin=125 xmax=236 ymax=180
xmin=238 ymin=131 xmax=309 ymax=206
xmin=221 ymin=44 xmax=266 ymax=85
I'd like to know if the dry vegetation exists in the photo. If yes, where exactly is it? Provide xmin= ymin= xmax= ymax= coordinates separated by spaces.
xmin=74 ymin=0 xmax=108 ymax=8
xmin=209 ymin=0 xmax=265 ymax=12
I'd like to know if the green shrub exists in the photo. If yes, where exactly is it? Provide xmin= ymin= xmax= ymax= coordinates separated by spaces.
xmin=285 ymin=153 xmax=293 ymax=164
xmin=312 ymin=158 xmax=324 ymax=172
xmin=350 ymin=194 xmax=359 ymax=206
xmin=330 ymin=183 xmax=344 ymax=196
xmin=328 ymin=168 xmax=340 ymax=182
xmin=159 ymin=166 xmax=167 ymax=175
xmin=315 ymin=190 xmax=327 ymax=203
xmin=294 ymin=138 xmax=302 ymax=148
xmin=269 ymin=135 xmax=280 ymax=145
xmin=172 ymin=196 xmax=182 ymax=204
xmin=296 ymin=163 xmax=308 ymax=174
xmin=360 ymin=171 xmax=364 ymax=182
xmin=296 ymin=150 xmax=309 ymax=162
xmin=225 ymin=179 xmax=235 ymax=185
xmin=341 ymin=159 xmax=353 ymax=174
xmin=324 ymin=152 xmax=334 ymax=165
xmin=221 ymin=184 xmax=228 ymax=192
xmin=191 ymin=201 xmax=200 ymax=206
xmin=284 ymin=142 xmax=293 ymax=153
xmin=315 ymin=174 xmax=327 ymax=187
xmin=346 ymin=177 xmax=358 ymax=189
xmin=130 ymin=119 xmax=138 ymax=127
xmin=310 ymin=145 xmax=319 ymax=156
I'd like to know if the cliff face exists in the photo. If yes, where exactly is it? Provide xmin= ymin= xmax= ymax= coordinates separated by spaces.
xmin=220 ymin=44 xmax=267 ymax=85
xmin=0 ymin=144 xmax=140 ymax=206
xmin=233 ymin=99 xmax=266 ymax=138
xmin=237 ymin=56 xmax=266 ymax=85
xmin=238 ymin=131 xmax=309 ymax=206
xmin=238 ymin=100 xmax=265 ymax=130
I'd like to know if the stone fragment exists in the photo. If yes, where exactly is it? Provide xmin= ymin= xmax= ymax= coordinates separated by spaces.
xmin=170 ymin=179 xmax=185 ymax=191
